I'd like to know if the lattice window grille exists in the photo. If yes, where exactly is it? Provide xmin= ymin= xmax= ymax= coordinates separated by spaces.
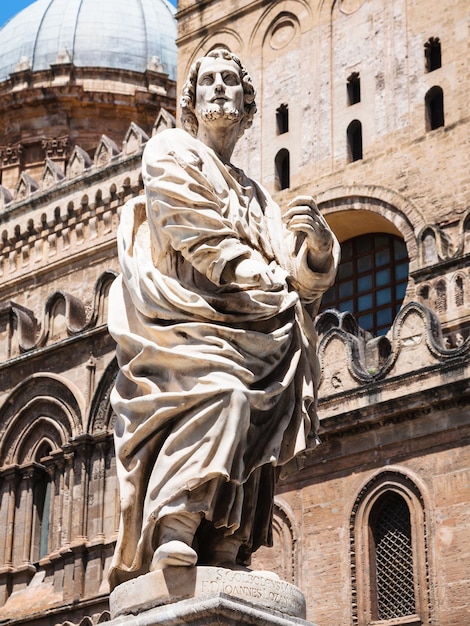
xmin=372 ymin=492 xmax=416 ymax=620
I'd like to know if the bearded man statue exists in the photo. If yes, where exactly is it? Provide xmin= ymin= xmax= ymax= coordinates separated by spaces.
xmin=108 ymin=48 xmax=339 ymax=589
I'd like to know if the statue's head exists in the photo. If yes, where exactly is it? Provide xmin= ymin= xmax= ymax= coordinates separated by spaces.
xmin=180 ymin=48 xmax=257 ymax=139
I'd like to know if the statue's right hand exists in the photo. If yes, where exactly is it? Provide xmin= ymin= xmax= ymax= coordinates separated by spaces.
xmin=233 ymin=258 xmax=284 ymax=291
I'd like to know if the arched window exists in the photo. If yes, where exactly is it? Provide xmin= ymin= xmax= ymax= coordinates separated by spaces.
xmin=424 ymin=37 xmax=441 ymax=72
xmin=369 ymin=492 xmax=415 ymax=620
xmin=455 ymin=275 xmax=464 ymax=308
xmin=435 ymin=280 xmax=447 ymax=313
xmin=350 ymin=472 xmax=432 ymax=626
xmin=347 ymin=120 xmax=363 ymax=161
xmin=320 ymin=233 xmax=409 ymax=336
xmin=425 ymin=86 xmax=444 ymax=130
xmin=275 ymin=149 xmax=290 ymax=190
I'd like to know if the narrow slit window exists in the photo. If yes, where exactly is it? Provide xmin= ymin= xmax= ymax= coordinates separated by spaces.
xmin=425 ymin=86 xmax=444 ymax=130
xmin=276 ymin=104 xmax=289 ymax=134
xmin=347 ymin=120 xmax=363 ymax=162
xmin=425 ymin=37 xmax=441 ymax=72
xmin=275 ymin=149 xmax=290 ymax=190
xmin=347 ymin=72 xmax=361 ymax=105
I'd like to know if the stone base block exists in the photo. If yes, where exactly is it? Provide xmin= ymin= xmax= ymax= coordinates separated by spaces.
xmin=108 ymin=592 xmax=317 ymax=626
xmin=108 ymin=567 xmax=316 ymax=626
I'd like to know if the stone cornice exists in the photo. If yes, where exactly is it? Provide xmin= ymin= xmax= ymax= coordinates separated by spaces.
xmin=318 ymin=376 xmax=470 ymax=440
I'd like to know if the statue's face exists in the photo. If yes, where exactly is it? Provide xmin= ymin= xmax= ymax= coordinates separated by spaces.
xmin=195 ymin=57 xmax=244 ymax=123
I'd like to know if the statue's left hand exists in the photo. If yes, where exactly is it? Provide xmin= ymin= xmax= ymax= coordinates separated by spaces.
xmin=283 ymin=196 xmax=333 ymax=264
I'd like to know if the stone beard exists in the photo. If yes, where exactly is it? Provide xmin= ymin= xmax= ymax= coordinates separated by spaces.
xmin=107 ymin=49 xmax=339 ymax=590
xmin=198 ymin=105 xmax=243 ymax=123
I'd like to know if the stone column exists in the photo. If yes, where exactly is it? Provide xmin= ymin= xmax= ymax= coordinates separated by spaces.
xmin=0 ymin=467 xmax=20 ymax=604
xmin=20 ymin=466 xmax=35 ymax=565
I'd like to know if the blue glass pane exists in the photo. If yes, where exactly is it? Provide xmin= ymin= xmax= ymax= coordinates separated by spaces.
xmin=339 ymin=261 xmax=353 ymax=279
xmin=377 ymin=287 xmax=391 ymax=305
xmin=376 ymin=248 xmax=390 ymax=267
xmin=394 ymin=239 xmax=408 ymax=260
xmin=377 ymin=308 xmax=392 ymax=326
xmin=376 ymin=268 xmax=390 ymax=287
xmin=339 ymin=300 xmax=353 ymax=312
xmin=358 ymin=254 xmax=372 ymax=272
xmin=375 ymin=235 xmax=388 ymax=247
xmin=339 ymin=281 xmax=353 ymax=298
xmin=358 ymin=275 xmax=372 ymax=292
xmin=357 ymin=238 xmax=372 ymax=254
xmin=322 ymin=289 xmax=335 ymax=304
xmin=358 ymin=313 xmax=373 ymax=330
xmin=342 ymin=240 xmax=353 ymax=259
xmin=396 ymin=282 xmax=407 ymax=299
xmin=358 ymin=294 xmax=373 ymax=310
xmin=396 ymin=262 xmax=408 ymax=280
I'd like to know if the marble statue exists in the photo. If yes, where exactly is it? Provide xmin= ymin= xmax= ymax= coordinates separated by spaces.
xmin=108 ymin=48 xmax=339 ymax=590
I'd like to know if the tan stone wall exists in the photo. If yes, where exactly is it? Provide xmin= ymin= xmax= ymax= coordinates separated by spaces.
xmin=176 ymin=1 xmax=470 ymax=624
xmin=176 ymin=0 xmax=470 ymax=333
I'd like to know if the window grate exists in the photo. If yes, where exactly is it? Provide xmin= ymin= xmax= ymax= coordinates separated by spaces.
xmin=372 ymin=492 xmax=416 ymax=620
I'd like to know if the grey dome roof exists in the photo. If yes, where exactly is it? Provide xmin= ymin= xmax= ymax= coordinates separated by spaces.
xmin=0 ymin=0 xmax=177 ymax=82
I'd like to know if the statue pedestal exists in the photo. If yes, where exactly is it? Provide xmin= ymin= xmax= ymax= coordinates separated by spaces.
xmin=108 ymin=566 xmax=317 ymax=626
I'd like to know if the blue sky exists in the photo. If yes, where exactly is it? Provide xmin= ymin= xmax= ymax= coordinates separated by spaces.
xmin=0 ymin=0 xmax=177 ymax=29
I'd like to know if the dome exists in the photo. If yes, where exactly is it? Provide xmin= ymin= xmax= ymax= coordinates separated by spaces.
xmin=0 ymin=0 xmax=177 ymax=82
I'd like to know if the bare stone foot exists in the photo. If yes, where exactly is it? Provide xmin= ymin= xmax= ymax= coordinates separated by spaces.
xmin=150 ymin=540 xmax=198 ymax=570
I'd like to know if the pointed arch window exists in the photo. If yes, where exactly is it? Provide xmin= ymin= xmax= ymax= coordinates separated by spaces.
xmin=369 ymin=492 xmax=415 ymax=620
xmin=350 ymin=472 xmax=432 ymax=626
xmin=347 ymin=120 xmax=363 ymax=162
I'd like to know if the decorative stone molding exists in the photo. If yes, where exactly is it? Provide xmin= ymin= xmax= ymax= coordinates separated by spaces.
xmin=94 ymin=136 xmax=120 ymax=168
xmin=122 ymin=123 xmax=149 ymax=156
xmin=349 ymin=468 xmax=432 ymax=625
xmin=152 ymin=108 xmax=176 ymax=135
xmin=15 ymin=172 xmax=39 ymax=202
xmin=316 ymin=301 xmax=470 ymax=395
xmin=0 ymin=374 xmax=85 ymax=465
xmin=68 ymin=146 xmax=93 ymax=179
xmin=0 ymin=186 xmax=12 ymax=210
xmin=41 ymin=159 xmax=65 ymax=191
xmin=42 ymin=137 xmax=69 ymax=160
xmin=0 ymin=271 xmax=117 ymax=360
xmin=0 ymin=301 xmax=37 ymax=356
xmin=0 ymin=143 xmax=23 ymax=166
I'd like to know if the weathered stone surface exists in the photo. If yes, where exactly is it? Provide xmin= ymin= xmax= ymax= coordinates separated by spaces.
xmin=109 ymin=591 xmax=315 ymax=626
xmin=110 ymin=566 xmax=306 ymax=620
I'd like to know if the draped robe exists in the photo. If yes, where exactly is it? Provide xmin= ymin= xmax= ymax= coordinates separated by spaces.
xmin=108 ymin=128 xmax=338 ymax=587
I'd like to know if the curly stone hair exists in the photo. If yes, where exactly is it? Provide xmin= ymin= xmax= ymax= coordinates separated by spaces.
xmin=180 ymin=48 xmax=257 ymax=139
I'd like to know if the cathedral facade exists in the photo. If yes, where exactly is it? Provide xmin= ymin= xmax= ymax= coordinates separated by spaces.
xmin=0 ymin=1 xmax=469 ymax=625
